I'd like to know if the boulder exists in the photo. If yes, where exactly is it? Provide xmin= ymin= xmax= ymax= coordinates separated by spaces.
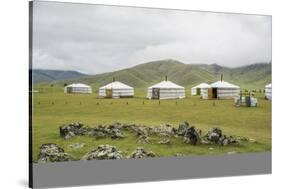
xmin=175 ymin=153 xmax=184 ymax=157
xmin=37 ymin=143 xmax=71 ymax=163
xmin=158 ymin=139 xmax=171 ymax=145
xmin=177 ymin=121 xmax=189 ymax=136
xmin=137 ymin=135 xmax=150 ymax=144
xmin=184 ymin=126 xmax=201 ymax=145
xmin=109 ymin=128 xmax=124 ymax=139
xmin=59 ymin=122 xmax=84 ymax=139
xmin=204 ymin=128 xmax=240 ymax=145
xmin=82 ymin=145 xmax=123 ymax=160
xmin=69 ymin=143 xmax=85 ymax=149
xmin=151 ymin=124 xmax=176 ymax=137
xmin=59 ymin=122 xmax=125 ymax=140
xmin=128 ymin=147 xmax=156 ymax=159
xmin=206 ymin=128 xmax=222 ymax=143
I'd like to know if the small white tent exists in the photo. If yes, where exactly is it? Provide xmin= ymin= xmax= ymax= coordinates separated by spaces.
xmin=64 ymin=83 xmax=92 ymax=94
xmin=191 ymin=83 xmax=210 ymax=96
xmin=265 ymin=83 xmax=272 ymax=100
xmin=99 ymin=81 xmax=134 ymax=98
xmin=147 ymin=79 xmax=185 ymax=100
xmin=201 ymin=80 xmax=240 ymax=99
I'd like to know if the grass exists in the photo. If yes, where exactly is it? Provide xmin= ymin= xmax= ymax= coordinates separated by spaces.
xmin=31 ymin=86 xmax=272 ymax=162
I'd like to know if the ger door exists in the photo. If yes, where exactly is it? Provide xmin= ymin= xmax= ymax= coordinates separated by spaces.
xmin=105 ymin=89 xmax=113 ymax=98
xmin=152 ymin=88 xmax=160 ymax=99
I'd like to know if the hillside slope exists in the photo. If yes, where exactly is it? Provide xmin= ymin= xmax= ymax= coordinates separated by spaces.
xmin=36 ymin=59 xmax=271 ymax=89
xmin=32 ymin=69 xmax=89 ymax=83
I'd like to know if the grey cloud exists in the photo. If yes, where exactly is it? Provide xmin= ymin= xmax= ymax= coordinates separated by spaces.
xmin=32 ymin=1 xmax=272 ymax=74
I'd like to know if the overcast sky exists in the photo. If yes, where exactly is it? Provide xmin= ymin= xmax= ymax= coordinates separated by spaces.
xmin=33 ymin=1 xmax=272 ymax=74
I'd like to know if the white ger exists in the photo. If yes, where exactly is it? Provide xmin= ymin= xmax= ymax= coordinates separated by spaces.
xmin=201 ymin=80 xmax=240 ymax=99
xmin=265 ymin=83 xmax=272 ymax=100
xmin=147 ymin=77 xmax=185 ymax=100
xmin=64 ymin=83 xmax=92 ymax=94
xmin=99 ymin=81 xmax=134 ymax=98
xmin=191 ymin=83 xmax=210 ymax=96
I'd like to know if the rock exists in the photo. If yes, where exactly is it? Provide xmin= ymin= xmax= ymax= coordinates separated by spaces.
xmin=206 ymin=128 xmax=222 ymax=143
xmin=219 ymin=135 xmax=230 ymax=146
xmin=135 ymin=127 xmax=149 ymax=137
xmin=177 ymin=121 xmax=189 ymax=136
xmin=69 ymin=143 xmax=85 ymax=149
xmin=249 ymin=138 xmax=256 ymax=143
xmin=158 ymin=139 xmax=171 ymax=145
xmin=151 ymin=124 xmax=176 ymax=137
xmin=82 ymin=145 xmax=123 ymax=160
xmin=184 ymin=126 xmax=201 ymax=145
xmin=208 ymin=147 xmax=214 ymax=150
xmin=59 ymin=122 xmax=84 ymax=139
xmin=109 ymin=128 xmax=124 ymax=139
xmin=137 ymin=135 xmax=150 ymax=144
xmin=59 ymin=122 xmax=125 ymax=140
xmin=227 ymin=151 xmax=237 ymax=155
xmin=94 ymin=131 xmax=107 ymax=139
xmin=37 ymin=143 xmax=71 ymax=163
xmin=129 ymin=147 xmax=156 ymax=159
xmin=175 ymin=153 xmax=184 ymax=157
xmin=205 ymin=128 xmax=241 ymax=146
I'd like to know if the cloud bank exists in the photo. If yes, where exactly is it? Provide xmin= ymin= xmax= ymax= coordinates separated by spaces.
xmin=33 ymin=2 xmax=272 ymax=74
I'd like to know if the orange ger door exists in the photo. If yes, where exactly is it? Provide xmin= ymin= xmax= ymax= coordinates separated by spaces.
xmin=208 ymin=88 xmax=212 ymax=99
xmin=106 ymin=89 xmax=113 ymax=98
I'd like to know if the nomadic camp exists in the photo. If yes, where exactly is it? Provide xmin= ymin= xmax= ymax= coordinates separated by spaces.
xmin=147 ymin=77 xmax=185 ymax=99
xmin=64 ymin=83 xmax=92 ymax=94
xmin=191 ymin=83 xmax=210 ymax=96
xmin=265 ymin=83 xmax=272 ymax=100
xmin=201 ymin=77 xmax=240 ymax=99
xmin=99 ymin=80 xmax=134 ymax=98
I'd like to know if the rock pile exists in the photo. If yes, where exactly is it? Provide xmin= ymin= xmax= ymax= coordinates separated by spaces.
xmin=151 ymin=124 xmax=176 ymax=137
xmin=183 ymin=126 xmax=202 ymax=145
xmin=82 ymin=145 xmax=123 ymax=160
xmin=203 ymin=128 xmax=241 ymax=145
xmin=128 ymin=147 xmax=156 ymax=159
xmin=59 ymin=122 xmax=124 ymax=140
xmin=59 ymin=122 xmax=84 ymax=139
xmin=177 ymin=121 xmax=190 ymax=136
xmin=37 ymin=143 xmax=71 ymax=163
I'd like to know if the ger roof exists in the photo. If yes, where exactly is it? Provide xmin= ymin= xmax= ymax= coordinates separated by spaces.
xmin=265 ymin=83 xmax=272 ymax=88
xmin=100 ymin=81 xmax=133 ymax=89
xmin=66 ymin=83 xmax=91 ymax=88
xmin=148 ymin=80 xmax=184 ymax=89
xmin=192 ymin=83 xmax=210 ymax=89
xmin=210 ymin=81 xmax=240 ymax=89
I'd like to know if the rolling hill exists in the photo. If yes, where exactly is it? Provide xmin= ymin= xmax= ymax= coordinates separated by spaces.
xmin=32 ymin=69 xmax=89 ymax=83
xmin=35 ymin=59 xmax=271 ymax=89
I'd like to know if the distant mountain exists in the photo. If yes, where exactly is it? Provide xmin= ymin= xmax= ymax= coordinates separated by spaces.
xmin=35 ymin=59 xmax=271 ymax=89
xmin=32 ymin=69 xmax=90 ymax=83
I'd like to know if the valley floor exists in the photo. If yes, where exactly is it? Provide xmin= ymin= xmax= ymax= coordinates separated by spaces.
xmin=31 ymin=87 xmax=272 ymax=162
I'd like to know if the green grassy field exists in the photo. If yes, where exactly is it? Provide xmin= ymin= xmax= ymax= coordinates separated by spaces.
xmin=31 ymin=86 xmax=271 ymax=161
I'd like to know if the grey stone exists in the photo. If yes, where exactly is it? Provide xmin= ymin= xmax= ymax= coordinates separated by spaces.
xmin=82 ymin=145 xmax=123 ymax=160
xmin=59 ymin=122 xmax=84 ymax=140
xmin=158 ymin=139 xmax=171 ymax=145
xmin=137 ymin=135 xmax=150 ymax=144
xmin=69 ymin=143 xmax=85 ymax=149
xmin=177 ymin=121 xmax=189 ymax=136
xmin=184 ymin=126 xmax=201 ymax=145
xmin=37 ymin=143 xmax=71 ymax=163
xmin=128 ymin=147 xmax=156 ymax=159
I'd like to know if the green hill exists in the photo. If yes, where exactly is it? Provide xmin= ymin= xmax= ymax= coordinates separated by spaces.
xmin=36 ymin=59 xmax=271 ymax=90
xmin=32 ymin=69 xmax=89 ymax=83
